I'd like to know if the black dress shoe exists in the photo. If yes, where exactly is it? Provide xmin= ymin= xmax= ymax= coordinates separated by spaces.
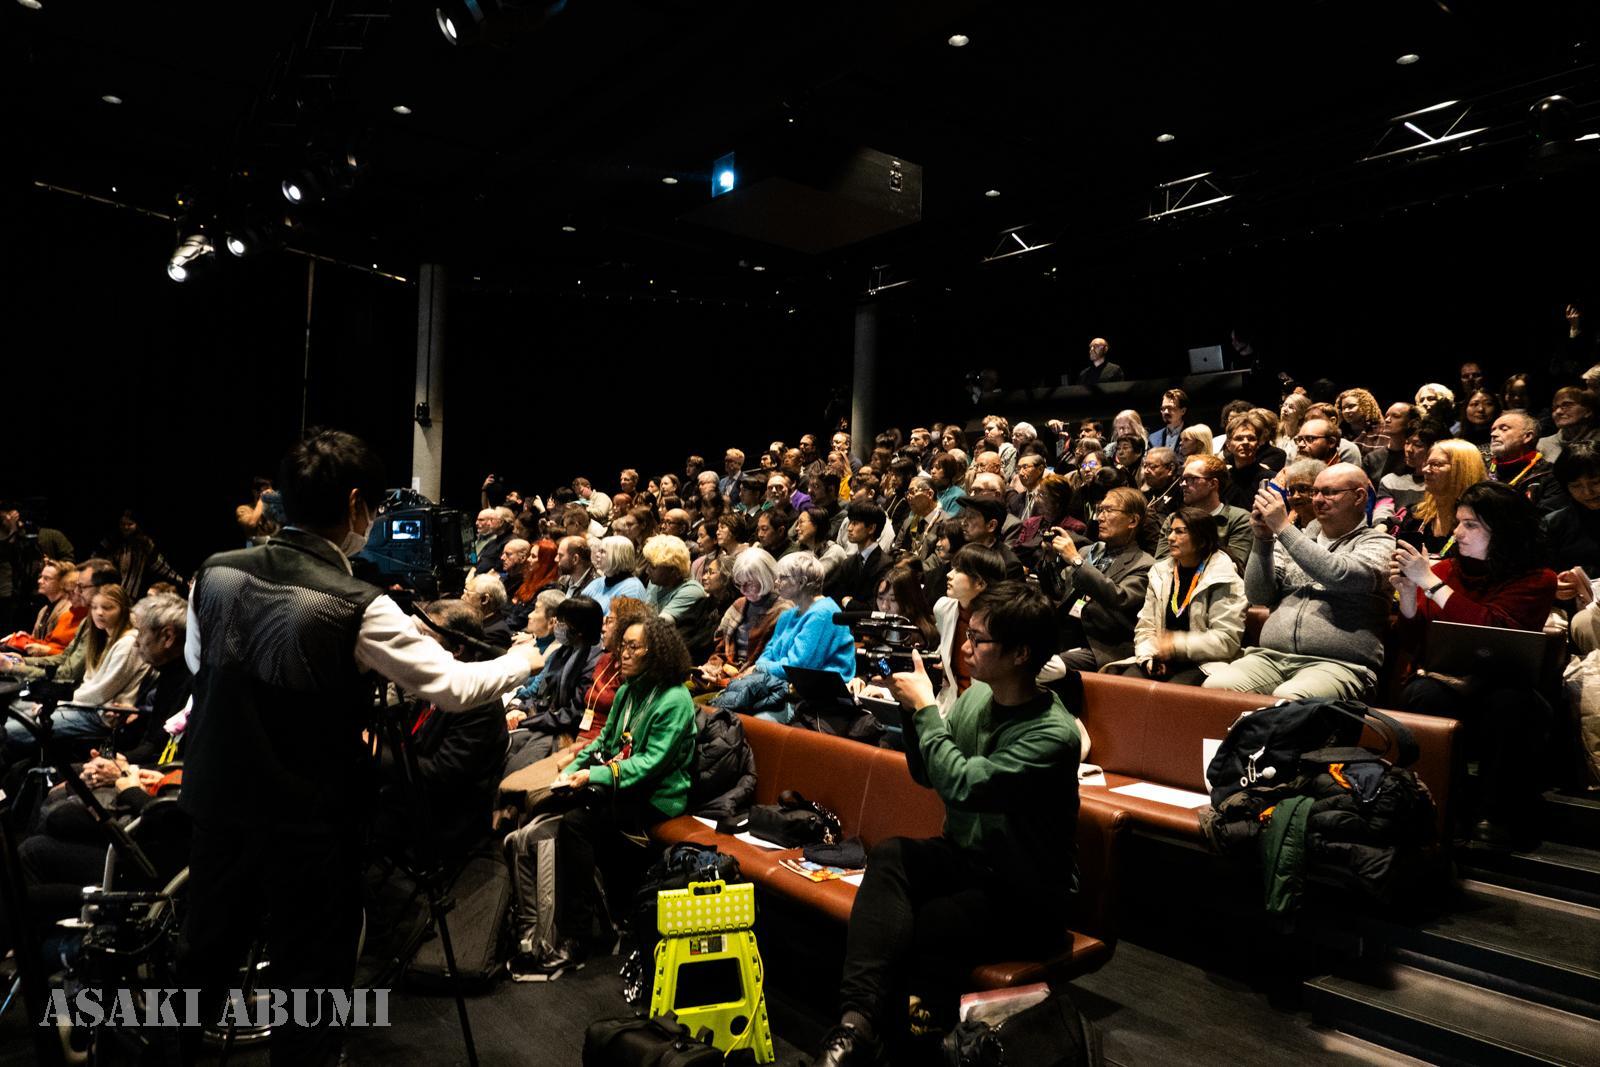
xmin=812 ymin=1023 xmax=884 ymax=1067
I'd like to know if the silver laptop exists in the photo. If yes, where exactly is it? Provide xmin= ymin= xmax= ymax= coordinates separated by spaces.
xmin=1188 ymin=345 xmax=1226 ymax=373
xmin=1423 ymin=620 xmax=1548 ymax=687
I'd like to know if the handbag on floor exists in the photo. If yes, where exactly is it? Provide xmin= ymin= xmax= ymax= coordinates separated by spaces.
xmin=582 ymin=1011 xmax=726 ymax=1066
xmin=941 ymin=990 xmax=1104 ymax=1067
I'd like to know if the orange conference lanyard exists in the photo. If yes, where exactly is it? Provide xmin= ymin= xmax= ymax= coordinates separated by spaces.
xmin=1169 ymin=562 xmax=1207 ymax=616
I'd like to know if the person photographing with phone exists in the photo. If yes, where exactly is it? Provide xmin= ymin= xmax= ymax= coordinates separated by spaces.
xmin=811 ymin=581 xmax=1080 ymax=1066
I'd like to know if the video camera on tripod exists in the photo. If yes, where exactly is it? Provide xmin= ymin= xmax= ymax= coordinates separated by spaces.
xmin=354 ymin=488 xmax=472 ymax=598
xmin=833 ymin=610 xmax=943 ymax=679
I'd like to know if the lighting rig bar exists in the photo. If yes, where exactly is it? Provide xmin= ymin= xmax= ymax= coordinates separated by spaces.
xmin=1144 ymin=171 xmax=1235 ymax=222
xmin=1360 ymin=99 xmax=1489 ymax=163
xmin=982 ymin=223 xmax=1057 ymax=264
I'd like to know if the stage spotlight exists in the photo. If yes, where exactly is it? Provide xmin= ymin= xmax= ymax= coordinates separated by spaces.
xmin=434 ymin=0 xmax=568 ymax=47
xmin=718 ymin=170 xmax=734 ymax=190
xmin=166 ymin=234 xmax=213 ymax=283
xmin=1531 ymin=94 xmax=1575 ymax=163
xmin=436 ymin=8 xmax=459 ymax=43
xmin=280 ymin=169 xmax=322 ymax=205
xmin=225 ymin=234 xmax=247 ymax=257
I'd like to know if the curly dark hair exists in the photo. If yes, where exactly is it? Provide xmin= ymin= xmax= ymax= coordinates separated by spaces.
xmin=623 ymin=614 xmax=692 ymax=693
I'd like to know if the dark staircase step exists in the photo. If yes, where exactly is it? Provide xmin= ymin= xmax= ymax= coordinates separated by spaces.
xmin=1539 ymin=789 xmax=1600 ymax=849
xmin=1365 ymin=880 xmax=1600 ymax=1019
xmin=1458 ymin=839 xmax=1600 ymax=908
xmin=1307 ymin=963 xmax=1598 ymax=1066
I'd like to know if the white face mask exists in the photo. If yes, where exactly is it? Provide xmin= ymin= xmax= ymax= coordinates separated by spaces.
xmin=340 ymin=504 xmax=373 ymax=557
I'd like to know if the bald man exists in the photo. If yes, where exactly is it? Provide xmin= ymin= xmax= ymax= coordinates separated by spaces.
xmin=1202 ymin=462 xmax=1394 ymax=701
xmin=499 ymin=538 xmax=532 ymax=600
xmin=1078 ymin=336 xmax=1125 ymax=385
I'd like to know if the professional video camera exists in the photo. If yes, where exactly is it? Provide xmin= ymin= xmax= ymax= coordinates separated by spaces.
xmin=355 ymin=488 xmax=472 ymax=598
xmin=834 ymin=610 xmax=943 ymax=679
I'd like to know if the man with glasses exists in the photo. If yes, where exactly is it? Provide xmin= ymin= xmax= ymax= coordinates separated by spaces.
xmin=1 ymin=557 xmax=119 ymax=688
xmin=1155 ymin=455 xmax=1254 ymax=569
xmin=893 ymin=476 xmax=944 ymax=561
xmin=814 ymin=582 xmax=1079 ymax=1067
xmin=1038 ymin=487 xmax=1155 ymax=670
xmin=1008 ymin=453 xmax=1049 ymax=523
xmin=1139 ymin=447 xmax=1181 ymax=513
xmin=1202 ymin=462 xmax=1394 ymax=700
xmin=1149 ymin=388 xmax=1189 ymax=449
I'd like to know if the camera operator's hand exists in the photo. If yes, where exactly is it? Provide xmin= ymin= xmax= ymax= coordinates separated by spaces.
xmin=509 ymin=639 xmax=546 ymax=675
xmin=886 ymin=649 xmax=937 ymax=712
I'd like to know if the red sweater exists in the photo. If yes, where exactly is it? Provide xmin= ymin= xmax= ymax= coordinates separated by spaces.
xmin=1410 ymin=558 xmax=1557 ymax=632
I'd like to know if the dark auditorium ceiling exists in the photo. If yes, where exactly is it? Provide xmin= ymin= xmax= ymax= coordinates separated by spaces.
xmin=11 ymin=0 xmax=1600 ymax=301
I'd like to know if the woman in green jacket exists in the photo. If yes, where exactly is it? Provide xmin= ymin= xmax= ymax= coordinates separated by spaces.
xmin=536 ymin=614 xmax=695 ymax=978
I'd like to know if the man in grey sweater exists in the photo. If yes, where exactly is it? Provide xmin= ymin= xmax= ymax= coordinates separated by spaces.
xmin=1203 ymin=462 xmax=1394 ymax=700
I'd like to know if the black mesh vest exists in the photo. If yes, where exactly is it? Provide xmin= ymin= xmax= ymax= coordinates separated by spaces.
xmin=179 ymin=529 xmax=382 ymax=830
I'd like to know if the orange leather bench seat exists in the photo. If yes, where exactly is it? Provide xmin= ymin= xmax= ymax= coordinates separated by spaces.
xmin=651 ymin=713 xmax=1129 ymax=990
xmin=1074 ymin=673 xmax=1460 ymax=842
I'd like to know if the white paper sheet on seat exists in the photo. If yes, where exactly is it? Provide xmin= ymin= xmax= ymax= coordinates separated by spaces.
xmin=689 ymin=814 xmax=790 ymax=850
xmin=1108 ymin=781 xmax=1212 ymax=809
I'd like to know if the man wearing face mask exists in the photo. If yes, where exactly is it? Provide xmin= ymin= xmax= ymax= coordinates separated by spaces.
xmin=177 ymin=429 xmax=549 ymax=1065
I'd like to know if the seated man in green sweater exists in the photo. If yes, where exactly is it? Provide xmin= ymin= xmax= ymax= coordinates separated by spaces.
xmin=815 ymin=581 xmax=1081 ymax=1066
xmin=524 ymin=614 xmax=696 ymax=980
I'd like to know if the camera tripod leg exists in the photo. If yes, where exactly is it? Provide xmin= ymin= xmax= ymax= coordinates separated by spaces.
xmin=218 ymin=933 xmax=263 ymax=1067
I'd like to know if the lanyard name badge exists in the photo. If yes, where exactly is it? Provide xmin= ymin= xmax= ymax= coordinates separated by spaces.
xmin=1170 ymin=562 xmax=1207 ymax=617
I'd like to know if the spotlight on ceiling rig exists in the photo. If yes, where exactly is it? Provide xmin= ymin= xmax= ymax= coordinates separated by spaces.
xmin=166 ymin=234 xmax=213 ymax=283
xmin=434 ymin=0 xmax=568 ymax=46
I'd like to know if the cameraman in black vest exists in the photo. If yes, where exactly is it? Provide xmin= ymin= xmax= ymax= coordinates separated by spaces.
xmin=178 ymin=430 xmax=546 ymax=1066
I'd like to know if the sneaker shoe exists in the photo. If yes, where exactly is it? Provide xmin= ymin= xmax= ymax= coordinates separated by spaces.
xmin=507 ymin=941 xmax=584 ymax=983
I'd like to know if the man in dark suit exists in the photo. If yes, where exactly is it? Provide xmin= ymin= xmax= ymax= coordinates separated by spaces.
xmin=827 ymin=502 xmax=893 ymax=609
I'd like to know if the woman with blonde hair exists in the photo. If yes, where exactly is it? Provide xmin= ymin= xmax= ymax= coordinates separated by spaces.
xmin=1336 ymin=387 xmax=1385 ymax=453
xmin=1396 ymin=438 xmax=1488 ymax=554
xmin=75 ymin=584 xmax=148 ymax=706
xmin=1178 ymin=424 xmax=1214 ymax=459
xmin=1276 ymin=393 xmax=1312 ymax=458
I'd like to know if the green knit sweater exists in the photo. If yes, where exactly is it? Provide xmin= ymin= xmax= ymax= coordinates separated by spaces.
xmin=574 ymin=681 xmax=696 ymax=820
xmin=906 ymin=681 xmax=1082 ymax=900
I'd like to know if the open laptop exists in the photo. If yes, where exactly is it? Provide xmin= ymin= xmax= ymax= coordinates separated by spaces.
xmin=1423 ymin=620 xmax=1548 ymax=687
xmin=1187 ymin=345 xmax=1226 ymax=374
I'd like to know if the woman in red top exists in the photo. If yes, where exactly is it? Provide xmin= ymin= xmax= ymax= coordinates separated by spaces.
xmin=1390 ymin=480 xmax=1557 ymax=848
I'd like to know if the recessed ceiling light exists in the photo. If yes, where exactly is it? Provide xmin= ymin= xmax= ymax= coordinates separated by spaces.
xmin=947 ymin=34 xmax=969 ymax=47
xmin=752 ymin=265 xmax=766 ymax=272
xmin=661 ymin=176 xmax=678 ymax=185
xmin=1156 ymin=132 xmax=1176 ymax=143
xmin=560 ymin=225 xmax=576 ymax=232
xmin=101 ymin=94 xmax=123 ymax=105
xmin=16 ymin=0 xmax=43 ymax=10
xmin=1578 ymin=132 xmax=1600 ymax=142
xmin=984 ymin=189 xmax=1001 ymax=198
xmin=392 ymin=104 xmax=413 ymax=115
xmin=1396 ymin=53 xmax=1421 ymax=65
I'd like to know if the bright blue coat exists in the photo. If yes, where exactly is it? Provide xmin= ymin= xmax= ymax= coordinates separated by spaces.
xmin=754 ymin=596 xmax=856 ymax=682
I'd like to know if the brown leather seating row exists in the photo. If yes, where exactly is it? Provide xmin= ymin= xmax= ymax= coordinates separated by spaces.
xmin=1075 ymin=672 xmax=1461 ymax=842
xmin=650 ymin=713 xmax=1131 ymax=990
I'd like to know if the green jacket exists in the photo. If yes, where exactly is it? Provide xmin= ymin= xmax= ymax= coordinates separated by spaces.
xmin=906 ymin=682 xmax=1082 ymax=902
xmin=575 ymin=681 xmax=696 ymax=820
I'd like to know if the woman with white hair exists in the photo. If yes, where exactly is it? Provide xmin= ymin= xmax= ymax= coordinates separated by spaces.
xmin=1112 ymin=409 xmax=1149 ymax=447
xmin=696 ymin=546 xmax=791 ymax=690
xmin=580 ymin=535 xmax=647 ymax=614
xmin=752 ymin=552 xmax=855 ymax=683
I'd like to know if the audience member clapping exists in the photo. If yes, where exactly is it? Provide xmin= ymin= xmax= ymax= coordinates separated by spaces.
xmin=1390 ymin=481 xmax=1557 ymax=847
